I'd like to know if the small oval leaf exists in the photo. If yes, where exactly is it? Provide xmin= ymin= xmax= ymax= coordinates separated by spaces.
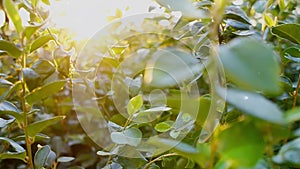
xmin=34 ymin=145 xmax=51 ymax=169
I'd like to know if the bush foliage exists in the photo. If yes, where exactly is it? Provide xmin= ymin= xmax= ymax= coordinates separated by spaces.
xmin=0 ymin=0 xmax=300 ymax=168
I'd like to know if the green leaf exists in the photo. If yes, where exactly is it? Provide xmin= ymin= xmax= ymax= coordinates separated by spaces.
xmin=224 ymin=6 xmax=251 ymax=24
xmin=154 ymin=122 xmax=171 ymax=132
xmin=278 ymin=0 xmax=285 ymax=11
xmin=263 ymin=13 xmax=275 ymax=27
xmin=273 ymin=138 xmax=300 ymax=167
xmin=41 ymin=0 xmax=50 ymax=5
xmin=285 ymin=107 xmax=300 ymax=123
xmin=22 ymin=68 xmax=40 ymax=91
xmin=148 ymin=137 xmax=208 ymax=166
xmin=0 ymin=137 xmax=26 ymax=161
xmin=3 ymin=0 xmax=23 ymax=34
xmin=127 ymin=94 xmax=143 ymax=115
xmin=23 ymin=22 xmax=45 ymax=40
xmin=30 ymin=34 xmax=55 ymax=53
xmin=31 ymin=60 xmax=55 ymax=80
xmin=217 ymin=122 xmax=266 ymax=168
xmin=0 ymin=78 xmax=13 ymax=88
xmin=144 ymin=48 xmax=204 ymax=88
xmin=57 ymin=156 xmax=75 ymax=163
xmin=133 ymin=106 xmax=171 ymax=123
xmin=271 ymin=24 xmax=300 ymax=44
xmin=0 ymin=40 xmax=23 ymax=58
xmin=31 ymin=0 xmax=39 ymax=9
xmin=0 ymin=81 xmax=22 ymax=101
xmin=0 ymin=101 xmax=23 ymax=122
xmin=196 ymin=96 xmax=211 ymax=126
xmin=26 ymin=80 xmax=66 ymax=105
xmin=217 ymin=87 xmax=286 ymax=125
xmin=155 ymin=0 xmax=209 ymax=18
xmin=111 ymin=127 xmax=142 ymax=146
xmin=26 ymin=116 xmax=65 ymax=138
xmin=219 ymin=37 xmax=281 ymax=95
xmin=34 ymin=145 xmax=51 ymax=169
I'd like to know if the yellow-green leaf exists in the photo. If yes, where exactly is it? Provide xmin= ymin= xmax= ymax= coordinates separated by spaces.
xmin=127 ymin=94 xmax=143 ymax=115
xmin=30 ymin=34 xmax=55 ymax=53
xmin=25 ymin=80 xmax=66 ymax=105
xmin=0 ymin=40 xmax=22 ymax=58
xmin=3 ymin=0 xmax=23 ymax=34
xmin=263 ymin=13 xmax=275 ymax=27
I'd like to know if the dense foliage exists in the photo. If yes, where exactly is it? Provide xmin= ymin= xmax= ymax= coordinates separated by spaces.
xmin=0 ymin=0 xmax=300 ymax=169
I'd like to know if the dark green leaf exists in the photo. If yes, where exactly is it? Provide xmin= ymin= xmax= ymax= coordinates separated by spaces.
xmin=217 ymin=87 xmax=286 ymax=125
xmin=219 ymin=37 xmax=281 ymax=95
xmin=3 ymin=0 xmax=23 ymax=34
xmin=26 ymin=116 xmax=65 ymax=138
xmin=30 ymin=34 xmax=55 ymax=53
xmin=0 ymin=40 xmax=22 ymax=58
xmin=34 ymin=145 xmax=51 ymax=169
xmin=26 ymin=80 xmax=66 ymax=105
xmin=271 ymin=24 xmax=300 ymax=44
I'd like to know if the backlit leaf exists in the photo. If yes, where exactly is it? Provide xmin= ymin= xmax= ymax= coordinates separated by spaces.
xmin=26 ymin=80 xmax=66 ymax=105
xmin=3 ymin=0 xmax=23 ymax=34
xmin=219 ymin=37 xmax=281 ymax=95
xmin=217 ymin=87 xmax=286 ymax=125
xmin=30 ymin=34 xmax=55 ymax=53
xmin=127 ymin=94 xmax=143 ymax=115
xmin=0 ymin=40 xmax=22 ymax=58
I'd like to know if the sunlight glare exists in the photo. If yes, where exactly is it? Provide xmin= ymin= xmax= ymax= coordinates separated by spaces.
xmin=49 ymin=0 xmax=155 ymax=41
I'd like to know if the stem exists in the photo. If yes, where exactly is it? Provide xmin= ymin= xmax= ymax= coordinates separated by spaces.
xmin=143 ymin=153 xmax=178 ymax=169
xmin=265 ymin=125 xmax=279 ymax=169
xmin=123 ymin=114 xmax=133 ymax=130
xmin=20 ymin=47 xmax=34 ymax=169
xmin=293 ymin=74 xmax=300 ymax=108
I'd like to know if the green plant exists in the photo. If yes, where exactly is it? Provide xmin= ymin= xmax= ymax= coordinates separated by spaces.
xmin=0 ymin=0 xmax=300 ymax=169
